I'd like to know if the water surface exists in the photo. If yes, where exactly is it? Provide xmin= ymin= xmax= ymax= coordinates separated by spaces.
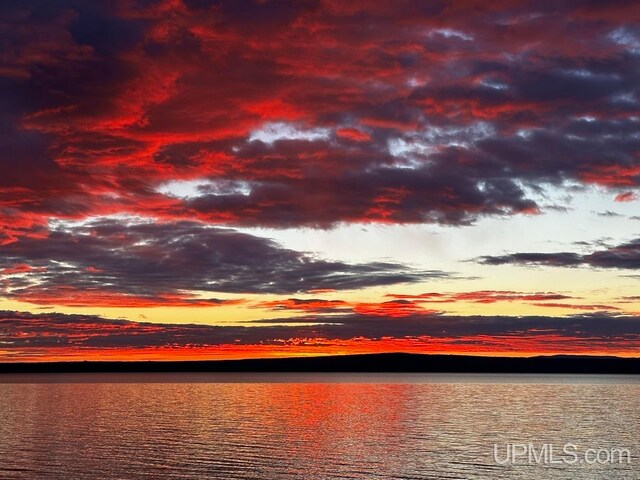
xmin=1 ymin=374 xmax=638 ymax=479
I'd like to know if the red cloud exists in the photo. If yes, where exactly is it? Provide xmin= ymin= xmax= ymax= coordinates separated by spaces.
xmin=615 ymin=191 xmax=638 ymax=203
xmin=254 ymin=298 xmax=350 ymax=313
xmin=254 ymin=298 xmax=439 ymax=317
xmin=2 ymin=0 xmax=639 ymax=241
xmin=10 ymin=286 xmax=244 ymax=308
xmin=352 ymin=300 xmax=440 ymax=318
xmin=1 ymin=264 xmax=34 ymax=275
xmin=336 ymin=128 xmax=371 ymax=142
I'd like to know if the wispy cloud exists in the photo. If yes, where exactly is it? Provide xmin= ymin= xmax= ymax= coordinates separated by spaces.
xmin=478 ymin=238 xmax=640 ymax=270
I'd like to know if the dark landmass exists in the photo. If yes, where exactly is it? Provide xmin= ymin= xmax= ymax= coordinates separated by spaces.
xmin=1 ymin=353 xmax=639 ymax=374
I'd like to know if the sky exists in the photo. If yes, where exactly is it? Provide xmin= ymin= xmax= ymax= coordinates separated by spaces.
xmin=1 ymin=0 xmax=640 ymax=361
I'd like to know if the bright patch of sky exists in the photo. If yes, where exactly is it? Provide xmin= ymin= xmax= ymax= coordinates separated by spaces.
xmin=48 ymin=214 xmax=156 ymax=232
xmin=157 ymin=179 xmax=252 ymax=199
xmin=388 ymin=122 xmax=495 ymax=163
xmin=248 ymin=121 xmax=331 ymax=144
xmin=239 ymin=184 xmax=639 ymax=269
xmin=609 ymin=27 xmax=640 ymax=54
xmin=429 ymin=28 xmax=473 ymax=41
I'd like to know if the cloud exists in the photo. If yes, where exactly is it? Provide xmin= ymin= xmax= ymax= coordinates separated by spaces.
xmin=1 ymin=0 xmax=640 ymax=237
xmin=530 ymin=303 xmax=620 ymax=311
xmin=0 ymin=219 xmax=448 ymax=306
xmin=253 ymin=297 xmax=440 ymax=317
xmin=351 ymin=300 xmax=440 ymax=317
xmin=478 ymin=238 xmax=640 ymax=270
xmin=615 ymin=191 xmax=638 ymax=202
xmin=619 ymin=295 xmax=640 ymax=301
xmin=0 ymin=3 xmax=93 ymax=80
xmin=595 ymin=210 xmax=624 ymax=217
xmin=386 ymin=290 xmax=573 ymax=303
xmin=253 ymin=298 xmax=351 ymax=314
xmin=2 ymin=309 xmax=640 ymax=360
xmin=252 ymin=290 xmax=626 ymax=317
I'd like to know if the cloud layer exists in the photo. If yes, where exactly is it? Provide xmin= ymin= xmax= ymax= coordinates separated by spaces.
xmin=1 ymin=0 xmax=639 ymax=243
xmin=2 ymin=309 xmax=639 ymax=361
xmin=0 ymin=219 xmax=445 ymax=305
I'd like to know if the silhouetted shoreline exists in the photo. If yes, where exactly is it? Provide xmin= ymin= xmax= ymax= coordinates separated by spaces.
xmin=1 ymin=353 xmax=639 ymax=374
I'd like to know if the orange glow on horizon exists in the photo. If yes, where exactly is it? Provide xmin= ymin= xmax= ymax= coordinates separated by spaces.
xmin=4 ymin=336 xmax=640 ymax=363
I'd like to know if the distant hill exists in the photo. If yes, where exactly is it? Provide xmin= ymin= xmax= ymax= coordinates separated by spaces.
xmin=1 ymin=353 xmax=639 ymax=374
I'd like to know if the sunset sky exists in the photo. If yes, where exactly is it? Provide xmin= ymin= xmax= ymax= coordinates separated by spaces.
xmin=2 ymin=0 xmax=640 ymax=361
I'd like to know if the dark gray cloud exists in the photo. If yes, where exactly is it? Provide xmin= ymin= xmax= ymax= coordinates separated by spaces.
xmin=479 ymin=238 xmax=640 ymax=270
xmin=0 ymin=219 xmax=448 ymax=304
xmin=595 ymin=210 xmax=624 ymax=218
xmin=251 ymin=311 xmax=640 ymax=340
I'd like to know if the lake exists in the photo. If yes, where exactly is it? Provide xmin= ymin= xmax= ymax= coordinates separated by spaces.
xmin=0 ymin=374 xmax=638 ymax=479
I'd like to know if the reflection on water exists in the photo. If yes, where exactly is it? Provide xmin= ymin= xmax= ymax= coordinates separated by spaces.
xmin=0 ymin=374 xmax=638 ymax=479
